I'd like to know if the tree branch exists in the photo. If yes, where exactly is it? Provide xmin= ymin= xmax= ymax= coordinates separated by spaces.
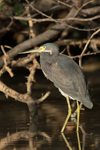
xmin=0 ymin=6 xmax=78 ymax=68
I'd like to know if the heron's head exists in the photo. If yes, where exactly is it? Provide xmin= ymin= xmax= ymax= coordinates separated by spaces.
xmin=19 ymin=43 xmax=59 ymax=56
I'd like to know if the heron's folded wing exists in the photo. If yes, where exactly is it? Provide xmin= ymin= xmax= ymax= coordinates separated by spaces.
xmin=51 ymin=56 xmax=85 ymax=98
xmin=51 ymin=62 xmax=72 ymax=89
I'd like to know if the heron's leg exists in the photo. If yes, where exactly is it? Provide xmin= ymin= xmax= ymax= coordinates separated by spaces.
xmin=76 ymin=101 xmax=80 ymax=132
xmin=76 ymin=101 xmax=81 ymax=149
xmin=61 ymin=95 xmax=72 ymax=133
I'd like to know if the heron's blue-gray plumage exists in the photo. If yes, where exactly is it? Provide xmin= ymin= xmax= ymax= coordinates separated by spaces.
xmin=40 ymin=43 xmax=93 ymax=109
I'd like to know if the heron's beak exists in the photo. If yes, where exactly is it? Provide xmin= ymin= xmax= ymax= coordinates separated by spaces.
xmin=19 ymin=47 xmax=51 ymax=54
xmin=19 ymin=47 xmax=42 ymax=54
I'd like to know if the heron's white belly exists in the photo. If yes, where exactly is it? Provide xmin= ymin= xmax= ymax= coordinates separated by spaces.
xmin=58 ymin=88 xmax=74 ymax=100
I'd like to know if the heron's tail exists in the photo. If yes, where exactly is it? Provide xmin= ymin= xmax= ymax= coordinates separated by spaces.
xmin=80 ymin=96 xmax=93 ymax=109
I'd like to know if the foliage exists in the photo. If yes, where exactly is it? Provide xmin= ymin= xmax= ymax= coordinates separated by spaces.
xmin=0 ymin=0 xmax=27 ymax=24
xmin=0 ymin=2 xmax=5 ymax=10
xmin=14 ymin=2 xmax=24 ymax=16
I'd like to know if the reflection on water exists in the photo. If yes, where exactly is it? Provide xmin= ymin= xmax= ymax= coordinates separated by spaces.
xmin=0 ymin=69 xmax=100 ymax=149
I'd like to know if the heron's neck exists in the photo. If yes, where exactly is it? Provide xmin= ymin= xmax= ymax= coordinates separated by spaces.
xmin=40 ymin=52 xmax=58 ymax=64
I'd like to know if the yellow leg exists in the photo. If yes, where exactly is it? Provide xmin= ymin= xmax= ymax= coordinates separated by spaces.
xmin=76 ymin=101 xmax=81 ymax=149
xmin=76 ymin=101 xmax=80 ymax=132
xmin=61 ymin=95 xmax=72 ymax=133
xmin=77 ymin=131 xmax=81 ymax=150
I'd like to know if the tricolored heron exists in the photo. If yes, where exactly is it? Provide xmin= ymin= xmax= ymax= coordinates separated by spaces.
xmin=20 ymin=43 xmax=93 ymax=133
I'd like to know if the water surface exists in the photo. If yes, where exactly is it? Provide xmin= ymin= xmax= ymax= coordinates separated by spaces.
xmin=0 ymin=68 xmax=100 ymax=150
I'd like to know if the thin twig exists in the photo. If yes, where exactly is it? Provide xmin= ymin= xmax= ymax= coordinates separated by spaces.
xmin=78 ymin=28 xmax=100 ymax=67
xmin=1 ymin=45 xmax=14 ymax=77
xmin=26 ymin=58 xmax=40 ymax=94
xmin=81 ymin=28 xmax=100 ymax=56
xmin=62 ymin=15 xmax=100 ymax=22
xmin=25 ymin=0 xmax=52 ymax=19
xmin=25 ymin=5 xmax=34 ymax=38
xmin=1 ymin=12 xmax=100 ymax=32
xmin=71 ymin=50 xmax=100 ymax=59
xmin=36 ymin=91 xmax=50 ymax=104
xmin=56 ymin=38 xmax=100 ymax=47
xmin=1 ymin=45 xmax=7 ymax=56
xmin=4 ymin=45 xmax=12 ymax=49
xmin=58 ymin=0 xmax=72 ymax=8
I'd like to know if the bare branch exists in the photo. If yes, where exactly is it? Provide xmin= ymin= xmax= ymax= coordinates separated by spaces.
xmin=36 ymin=92 xmax=51 ymax=104
xmin=25 ymin=0 xmax=52 ymax=19
xmin=62 ymin=15 xmax=100 ymax=22
xmin=0 ymin=45 xmax=14 ymax=77
xmin=81 ymin=6 xmax=100 ymax=16
xmin=0 ymin=6 xmax=78 ymax=68
xmin=0 ymin=130 xmax=51 ymax=150
xmin=11 ymin=53 xmax=40 ymax=67
xmin=26 ymin=58 xmax=40 ymax=94
xmin=81 ymin=28 xmax=100 ymax=56
xmin=0 ymin=80 xmax=35 ymax=103
xmin=58 ymin=0 xmax=72 ymax=8
xmin=25 ymin=5 xmax=34 ymax=38
xmin=71 ymin=50 xmax=100 ymax=59
xmin=55 ymin=38 xmax=100 ymax=47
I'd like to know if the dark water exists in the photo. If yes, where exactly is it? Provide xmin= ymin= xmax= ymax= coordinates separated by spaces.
xmin=0 ymin=68 xmax=100 ymax=150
